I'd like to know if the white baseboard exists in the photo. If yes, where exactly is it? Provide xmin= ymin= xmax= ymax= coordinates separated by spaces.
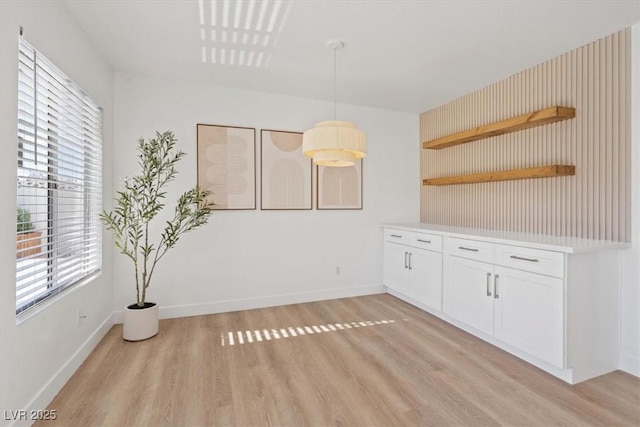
xmin=619 ymin=353 xmax=640 ymax=377
xmin=113 ymin=285 xmax=386 ymax=324
xmin=8 ymin=314 xmax=114 ymax=427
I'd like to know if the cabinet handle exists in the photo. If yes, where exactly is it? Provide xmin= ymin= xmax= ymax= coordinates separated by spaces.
xmin=404 ymin=252 xmax=408 ymax=269
xmin=486 ymin=272 xmax=492 ymax=297
xmin=494 ymin=274 xmax=500 ymax=299
xmin=408 ymin=253 xmax=412 ymax=270
xmin=458 ymin=246 xmax=479 ymax=252
xmin=391 ymin=234 xmax=402 ymax=238
xmin=510 ymin=255 xmax=539 ymax=263
xmin=417 ymin=239 xmax=431 ymax=243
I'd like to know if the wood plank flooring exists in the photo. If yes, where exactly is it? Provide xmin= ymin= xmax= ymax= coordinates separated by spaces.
xmin=38 ymin=294 xmax=639 ymax=426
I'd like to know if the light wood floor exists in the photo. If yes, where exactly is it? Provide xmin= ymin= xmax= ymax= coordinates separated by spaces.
xmin=39 ymin=294 xmax=639 ymax=426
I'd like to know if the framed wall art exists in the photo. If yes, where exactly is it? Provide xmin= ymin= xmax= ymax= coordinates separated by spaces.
xmin=197 ymin=124 xmax=256 ymax=210
xmin=260 ymin=129 xmax=312 ymax=210
xmin=317 ymin=159 xmax=363 ymax=210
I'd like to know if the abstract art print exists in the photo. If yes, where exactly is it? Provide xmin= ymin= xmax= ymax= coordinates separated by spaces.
xmin=317 ymin=159 xmax=362 ymax=210
xmin=197 ymin=124 xmax=256 ymax=210
xmin=260 ymin=129 xmax=312 ymax=210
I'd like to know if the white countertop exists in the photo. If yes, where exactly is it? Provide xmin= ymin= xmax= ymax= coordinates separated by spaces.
xmin=383 ymin=223 xmax=630 ymax=254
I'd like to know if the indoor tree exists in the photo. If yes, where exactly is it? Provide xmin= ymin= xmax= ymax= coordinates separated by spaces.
xmin=101 ymin=131 xmax=214 ymax=307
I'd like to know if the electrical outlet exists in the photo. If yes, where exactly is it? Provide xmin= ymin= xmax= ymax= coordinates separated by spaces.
xmin=77 ymin=308 xmax=87 ymax=327
xmin=335 ymin=266 xmax=341 ymax=275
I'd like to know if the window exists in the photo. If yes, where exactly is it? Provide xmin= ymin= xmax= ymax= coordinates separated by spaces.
xmin=16 ymin=37 xmax=102 ymax=317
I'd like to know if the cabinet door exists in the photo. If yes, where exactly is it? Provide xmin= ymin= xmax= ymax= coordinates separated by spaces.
xmin=383 ymin=242 xmax=409 ymax=295
xmin=408 ymin=248 xmax=442 ymax=311
xmin=494 ymin=266 xmax=564 ymax=368
xmin=443 ymin=255 xmax=494 ymax=336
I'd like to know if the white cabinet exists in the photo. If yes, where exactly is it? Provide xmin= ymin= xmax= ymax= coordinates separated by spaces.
xmin=408 ymin=248 xmax=442 ymax=311
xmin=382 ymin=224 xmax=626 ymax=384
xmin=383 ymin=230 xmax=443 ymax=312
xmin=443 ymin=237 xmax=565 ymax=368
xmin=446 ymin=236 xmax=494 ymax=263
xmin=383 ymin=242 xmax=409 ymax=295
xmin=443 ymin=255 xmax=494 ymax=336
xmin=493 ymin=266 xmax=564 ymax=368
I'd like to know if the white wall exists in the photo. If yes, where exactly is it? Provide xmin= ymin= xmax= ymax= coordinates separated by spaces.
xmin=113 ymin=73 xmax=419 ymax=319
xmin=0 ymin=2 xmax=114 ymax=425
xmin=619 ymin=23 xmax=640 ymax=377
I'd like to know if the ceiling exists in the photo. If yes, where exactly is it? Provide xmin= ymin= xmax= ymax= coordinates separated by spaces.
xmin=64 ymin=0 xmax=640 ymax=114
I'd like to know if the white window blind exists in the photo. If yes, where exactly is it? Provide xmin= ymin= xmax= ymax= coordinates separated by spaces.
xmin=16 ymin=37 xmax=102 ymax=317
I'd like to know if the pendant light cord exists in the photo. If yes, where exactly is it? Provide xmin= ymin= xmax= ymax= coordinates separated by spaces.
xmin=327 ymin=39 xmax=344 ymax=120
xmin=333 ymin=45 xmax=337 ymax=120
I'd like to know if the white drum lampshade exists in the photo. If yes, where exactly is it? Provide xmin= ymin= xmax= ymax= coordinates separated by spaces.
xmin=302 ymin=120 xmax=366 ymax=167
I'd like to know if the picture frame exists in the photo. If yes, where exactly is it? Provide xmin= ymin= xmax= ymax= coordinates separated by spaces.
xmin=317 ymin=159 xmax=363 ymax=210
xmin=260 ymin=129 xmax=312 ymax=210
xmin=197 ymin=124 xmax=256 ymax=210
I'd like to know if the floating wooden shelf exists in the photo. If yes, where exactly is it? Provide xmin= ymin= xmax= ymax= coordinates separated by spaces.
xmin=422 ymin=106 xmax=576 ymax=150
xmin=423 ymin=165 xmax=575 ymax=186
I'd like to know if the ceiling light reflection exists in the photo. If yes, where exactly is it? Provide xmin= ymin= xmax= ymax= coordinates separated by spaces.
xmin=233 ymin=0 xmax=243 ymax=29
xmin=245 ymin=0 xmax=256 ymax=30
xmin=210 ymin=0 xmax=217 ymax=27
xmin=222 ymin=0 xmax=230 ymax=27
xmin=198 ymin=0 xmax=205 ymax=25
xmin=255 ymin=0 xmax=268 ymax=31
xmin=199 ymin=0 xmax=290 ymax=67
xmin=266 ymin=0 xmax=282 ymax=33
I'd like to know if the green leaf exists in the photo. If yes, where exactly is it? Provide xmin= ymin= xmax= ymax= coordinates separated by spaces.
xmin=100 ymin=131 xmax=214 ymax=305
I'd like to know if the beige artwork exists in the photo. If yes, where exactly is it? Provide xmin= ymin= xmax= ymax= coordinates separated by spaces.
xmin=317 ymin=159 xmax=362 ymax=210
xmin=197 ymin=124 xmax=255 ymax=210
xmin=261 ymin=130 xmax=311 ymax=210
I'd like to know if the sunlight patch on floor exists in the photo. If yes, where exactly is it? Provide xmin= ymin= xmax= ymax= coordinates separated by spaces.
xmin=220 ymin=319 xmax=397 ymax=347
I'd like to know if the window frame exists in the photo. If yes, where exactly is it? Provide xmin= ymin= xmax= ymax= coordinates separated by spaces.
xmin=16 ymin=37 xmax=103 ymax=318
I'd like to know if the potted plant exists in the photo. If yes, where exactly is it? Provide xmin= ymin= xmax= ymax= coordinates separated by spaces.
xmin=17 ymin=207 xmax=41 ymax=258
xmin=101 ymin=131 xmax=214 ymax=341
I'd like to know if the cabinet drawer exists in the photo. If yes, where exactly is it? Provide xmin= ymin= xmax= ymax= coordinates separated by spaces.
xmin=495 ymin=244 xmax=565 ymax=278
xmin=446 ymin=237 xmax=494 ymax=263
xmin=408 ymin=232 xmax=443 ymax=252
xmin=384 ymin=229 xmax=408 ymax=243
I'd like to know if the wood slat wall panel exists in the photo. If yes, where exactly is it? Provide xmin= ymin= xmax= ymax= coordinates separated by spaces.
xmin=420 ymin=29 xmax=631 ymax=242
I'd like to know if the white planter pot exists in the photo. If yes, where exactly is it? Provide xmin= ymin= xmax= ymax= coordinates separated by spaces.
xmin=123 ymin=302 xmax=159 ymax=341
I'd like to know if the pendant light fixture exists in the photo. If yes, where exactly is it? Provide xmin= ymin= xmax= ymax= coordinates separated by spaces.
xmin=302 ymin=40 xmax=366 ymax=167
